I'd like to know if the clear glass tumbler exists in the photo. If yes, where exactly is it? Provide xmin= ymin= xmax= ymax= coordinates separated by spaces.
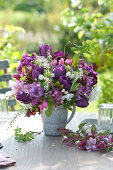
xmin=98 ymin=103 xmax=113 ymax=132
xmin=0 ymin=94 xmax=8 ymax=122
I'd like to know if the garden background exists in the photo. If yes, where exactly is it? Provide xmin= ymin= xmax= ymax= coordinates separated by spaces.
xmin=0 ymin=0 xmax=113 ymax=113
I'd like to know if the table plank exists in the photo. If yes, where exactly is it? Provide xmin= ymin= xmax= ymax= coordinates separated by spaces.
xmin=0 ymin=112 xmax=113 ymax=170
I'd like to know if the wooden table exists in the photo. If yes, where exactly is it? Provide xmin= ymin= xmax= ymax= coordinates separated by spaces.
xmin=0 ymin=112 xmax=113 ymax=170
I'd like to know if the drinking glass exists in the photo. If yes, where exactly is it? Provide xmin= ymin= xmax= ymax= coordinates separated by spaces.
xmin=0 ymin=94 xmax=8 ymax=149
xmin=98 ymin=103 xmax=113 ymax=132
xmin=0 ymin=94 xmax=8 ymax=122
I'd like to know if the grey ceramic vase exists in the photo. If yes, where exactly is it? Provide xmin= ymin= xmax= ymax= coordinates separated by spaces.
xmin=41 ymin=105 xmax=76 ymax=136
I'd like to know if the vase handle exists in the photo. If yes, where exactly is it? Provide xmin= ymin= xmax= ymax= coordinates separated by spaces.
xmin=66 ymin=106 xmax=76 ymax=125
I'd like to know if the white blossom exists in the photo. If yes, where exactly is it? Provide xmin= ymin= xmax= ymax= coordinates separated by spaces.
xmin=62 ymin=89 xmax=65 ymax=93
xmin=44 ymin=85 xmax=49 ymax=91
xmin=51 ymin=73 xmax=55 ymax=77
xmin=78 ymin=68 xmax=83 ymax=78
xmin=89 ymin=86 xmax=101 ymax=102
xmin=98 ymin=39 xmax=103 ymax=46
xmin=71 ymin=0 xmax=81 ymax=7
xmin=66 ymin=71 xmax=71 ymax=77
xmin=70 ymin=74 xmax=75 ymax=79
xmin=75 ymin=68 xmax=83 ymax=80
xmin=39 ymin=74 xmax=44 ymax=80
xmin=64 ymin=91 xmax=68 ymax=95
xmin=70 ymin=93 xmax=74 ymax=98
xmin=62 ymin=95 xmax=66 ymax=101
xmin=7 ymin=43 xmax=12 ymax=48
xmin=65 ymin=93 xmax=74 ymax=101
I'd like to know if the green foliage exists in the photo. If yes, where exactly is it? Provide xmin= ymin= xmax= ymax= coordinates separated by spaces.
xmin=60 ymin=0 xmax=113 ymax=71
xmin=104 ymin=129 xmax=110 ymax=135
xmin=14 ymin=127 xmax=42 ymax=142
xmin=45 ymin=102 xmax=54 ymax=117
xmin=15 ymin=127 xmax=34 ymax=142
xmin=0 ymin=25 xmax=24 ymax=72
xmin=78 ymin=122 xmax=87 ymax=130
xmin=98 ymin=78 xmax=113 ymax=104
xmin=91 ymin=125 xmax=97 ymax=135
xmin=0 ymin=0 xmax=57 ymax=13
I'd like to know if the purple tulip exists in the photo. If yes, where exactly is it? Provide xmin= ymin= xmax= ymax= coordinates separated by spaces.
xmin=52 ymin=51 xmax=67 ymax=61
xmin=53 ymin=65 xmax=66 ymax=80
xmin=35 ymin=66 xmax=44 ymax=74
xmin=16 ymin=92 xmax=32 ymax=104
xmin=30 ymin=84 xmax=45 ymax=99
xmin=31 ymin=70 xmax=39 ymax=80
xmin=59 ymin=76 xmax=72 ymax=91
xmin=31 ymin=66 xmax=44 ymax=80
xmin=76 ymin=95 xmax=89 ymax=108
xmin=39 ymin=44 xmax=52 ymax=57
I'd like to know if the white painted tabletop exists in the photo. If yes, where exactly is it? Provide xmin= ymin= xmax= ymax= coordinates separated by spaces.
xmin=0 ymin=112 xmax=113 ymax=170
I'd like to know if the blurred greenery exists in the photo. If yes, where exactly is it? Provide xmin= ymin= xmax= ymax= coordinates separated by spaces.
xmin=0 ymin=25 xmax=25 ymax=73
xmin=60 ymin=0 xmax=113 ymax=71
xmin=0 ymin=0 xmax=113 ymax=112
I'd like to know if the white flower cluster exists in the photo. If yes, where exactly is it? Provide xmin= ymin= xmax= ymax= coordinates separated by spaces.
xmin=35 ymin=56 xmax=50 ymax=68
xmin=50 ymin=73 xmax=55 ymax=78
xmin=66 ymin=68 xmax=83 ymax=80
xmin=39 ymin=74 xmax=44 ymax=80
xmin=19 ymin=103 xmax=32 ymax=115
xmin=89 ymin=86 xmax=101 ymax=102
xmin=23 ymin=103 xmax=32 ymax=110
xmin=66 ymin=71 xmax=75 ymax=79
xmin=76 ymin=68 xmax=83 ymax=80
xmin=44 ymin=84 xmax=49 ymax=91
xmin=62 ymin=89 xmax=74 ymax=101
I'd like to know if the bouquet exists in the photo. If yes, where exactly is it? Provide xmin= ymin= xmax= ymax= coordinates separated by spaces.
xmin=11 ymin=44 xmax=101 ymax=117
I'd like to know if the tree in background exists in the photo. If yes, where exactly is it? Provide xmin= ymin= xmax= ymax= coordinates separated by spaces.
xmin=60 ymin=0 xmax=113 ymax=71
xmin=0 ymin=25 xmax=25 ymax=72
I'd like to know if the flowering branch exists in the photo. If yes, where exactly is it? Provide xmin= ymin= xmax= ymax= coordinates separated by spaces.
xmin=57 ymin=123 xmax=113 ymax=152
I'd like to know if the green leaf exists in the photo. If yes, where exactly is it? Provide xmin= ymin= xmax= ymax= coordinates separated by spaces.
xmin=54 ymin=81 xmax=60 ymax=86
xmin=60 ymin=84 xmax=64 ymax=89
xmin=78 ymin=30 xmax=84 ymax=39
xmin=71 ymin=83 xmax=79 ymax=91
xmin=68 ymin=106 xmax=73 ymax=111
xmin=107 ymin=147 xmax=112 ymax=152
xmin=104 ymin=129 xmax=110 ymax=135
xmin=73 ymin=67 xmax=79 ymax=71
xmin=45 ymin=102 xmax=54 ymax=117
xmin=72 ymin=54 xmax=80 ymax=68
xmin=81 ymin=129 xmax=86 ymax=135
xmin=91 ymin=125 xmax=97 ymax=135
xmin=78 ymin=122 xmax=87 ymax=130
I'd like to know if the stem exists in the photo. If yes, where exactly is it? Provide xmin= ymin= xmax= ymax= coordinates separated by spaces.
xmin=29 ymin=131 xmax=43 ymax=134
